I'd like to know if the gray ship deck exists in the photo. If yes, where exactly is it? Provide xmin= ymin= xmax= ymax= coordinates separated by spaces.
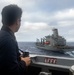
xmin=26 ymin=54 xmax=74 ymax=75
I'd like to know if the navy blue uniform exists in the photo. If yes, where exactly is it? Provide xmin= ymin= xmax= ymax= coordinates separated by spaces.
xmin=0 ymin=26 xmax=26 ymax=75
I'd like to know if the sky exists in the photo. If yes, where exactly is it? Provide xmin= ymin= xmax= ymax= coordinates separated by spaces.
xmin=0 ymin=0 xmax=74 ymax=42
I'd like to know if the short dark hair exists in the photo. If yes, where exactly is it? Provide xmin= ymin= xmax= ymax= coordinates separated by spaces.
xmin=1 ymin=4 xmax=22 ymax=26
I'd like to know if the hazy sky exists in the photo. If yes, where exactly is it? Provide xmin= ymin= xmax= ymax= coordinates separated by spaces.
xmin=0 ymin=0 xmax=74 ymax=42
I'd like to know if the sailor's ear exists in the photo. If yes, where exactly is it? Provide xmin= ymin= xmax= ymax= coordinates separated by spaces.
xmin=16 ymin=19 xmax=19 ymax=25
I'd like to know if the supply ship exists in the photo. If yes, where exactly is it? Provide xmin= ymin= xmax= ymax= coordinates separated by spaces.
xmin=36 ymin=28 xmax=74 ymax=52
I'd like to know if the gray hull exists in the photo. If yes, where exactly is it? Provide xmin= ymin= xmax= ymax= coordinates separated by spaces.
xmin=36 ymin=45 xmax=74 ymax=52
xmin=36 ymin=45 xmax=59 ymax=51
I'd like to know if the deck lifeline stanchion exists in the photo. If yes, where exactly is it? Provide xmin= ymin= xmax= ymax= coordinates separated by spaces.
xmin=69 ymin=65 xmax=74 ymax=75
xmin=39 ymin=72 xmax=52 ymax=75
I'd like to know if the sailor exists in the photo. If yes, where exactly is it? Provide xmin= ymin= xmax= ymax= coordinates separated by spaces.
xmin=0 ymin=4 xmax=31 ymax=75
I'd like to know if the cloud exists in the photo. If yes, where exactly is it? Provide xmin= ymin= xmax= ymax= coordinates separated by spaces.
xmin=16 ymin=8 xmax=74 ymax=42
xmin=0 ymin=0 xmax=74 ymax=42
xmin=20 ymin=22 xmax=53 ymax=31
xmin=15 ymin=21 xmax=54 ymax=42
xmin=54 ymin=9 xmax=74 ymax=20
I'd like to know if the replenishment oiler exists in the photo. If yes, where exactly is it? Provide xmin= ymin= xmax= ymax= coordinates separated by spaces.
xmin=36 ymin=28 xmax=74 ymax=52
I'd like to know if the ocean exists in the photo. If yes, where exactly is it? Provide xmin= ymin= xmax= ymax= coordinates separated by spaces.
xmin=18 ymin=42 xmax=74 ymax=58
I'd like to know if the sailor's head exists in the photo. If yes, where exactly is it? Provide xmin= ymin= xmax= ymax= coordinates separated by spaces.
xmin=1 ymin=4 xmax=22 ymax=32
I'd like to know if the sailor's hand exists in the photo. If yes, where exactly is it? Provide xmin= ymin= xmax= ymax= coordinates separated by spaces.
xmin=21 ymin=57 xmax=31 ymax=66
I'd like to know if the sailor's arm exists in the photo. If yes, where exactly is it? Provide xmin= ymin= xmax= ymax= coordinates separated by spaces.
xmin=3 ymin=38 xmax=31 ymax=74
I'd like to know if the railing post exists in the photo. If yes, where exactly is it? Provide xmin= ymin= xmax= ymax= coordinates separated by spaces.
xmin=39 ymin=72 xmax=52 ymax=75
xmin=69 ymin=65 xmax=74 ymax=75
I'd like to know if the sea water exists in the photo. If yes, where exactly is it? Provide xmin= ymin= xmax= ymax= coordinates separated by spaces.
xmin=18 ymin=42 xmax=74 ymax=58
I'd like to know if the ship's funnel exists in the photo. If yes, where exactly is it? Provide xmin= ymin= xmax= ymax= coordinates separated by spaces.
xmin=52 ymin=28 xmax=58 ymax=38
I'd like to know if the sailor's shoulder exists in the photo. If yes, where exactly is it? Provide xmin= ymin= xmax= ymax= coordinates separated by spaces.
xmin=0 ymin=30 xmax=10 ymax=36
xmin=0 ymin=30 xmax=13 ymax=42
